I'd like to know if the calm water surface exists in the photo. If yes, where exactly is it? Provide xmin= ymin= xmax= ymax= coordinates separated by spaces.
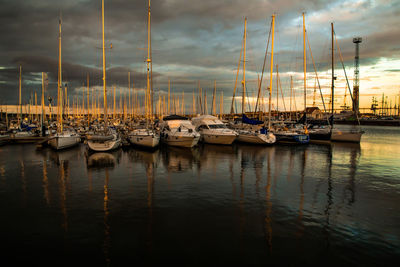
xmin=0 ymin=125 xmax=399 ymax=265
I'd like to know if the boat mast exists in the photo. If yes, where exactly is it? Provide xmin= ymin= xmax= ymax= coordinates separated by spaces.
xmin=192 ymin=89 xmax=195 ymax=115
xmin=87 ymin=73 xmax=89 ymax=126
xmin=168 ymin=79 xmax=170 ymax=114
xmin=276 ymin=64 xmax=279 ymax=118
xmin=268 ymin=14 xmax=275 ymax=129
xmin=331 ymin=23 xmax=335 ymax=118
xmin=128 ymin=72 xmax=130 ymax=119
xmin=113 ymin=85 xmax=116 ymax=119
xmin=303 ymin=12 xmax=307 ymax=115
xmin=102 ymin=0 xmax=107 ymax=125
xmin=213 ymin=80 xmax=217 ymax=116
xmin=242 ymin=17 xmax=247 ymax=115
xmin=19 ymin=65 xmax=22 ymax=125
xmin=35 ymin=92 xmax=37 ymax=122
xmin=290 ymin=75 xmax=293 ymax=121
xmin=41 ymin=72 xmax=45 ymax=135
xmin=58 ymin=16 xmax=63 ymax=132
xmin=146 ymin=0 xmax=152 ymax=120
xmin=220 ymin=91 xmax=223 ymax=118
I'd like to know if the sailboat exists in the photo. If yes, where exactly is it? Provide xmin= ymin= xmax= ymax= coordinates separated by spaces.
xmin=272 ymin=13 xmax=309 ymax=144
xmin=49 ymin=17 xmax=81 ymax=150
xmin=128 ymin=0 xmax=160 ymax=149
xmin=329 ymin=23 xmax=364 ymax=143
xmin=234 ymin=17 xmax=275 ymax=145
xmin=87 ymin=0 xmax=121 ymax=152
xmin=9 ymin=66 xmax=42 ymax=142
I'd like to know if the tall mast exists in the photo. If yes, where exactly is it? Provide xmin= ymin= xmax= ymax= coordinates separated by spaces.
xmin=331 ymin=23 xmax=335 ymax=117
xmin=290 ymin=75 xmax=293 ymax=121
xmin=41 ymin=72 xmax=45 ymax=135
xmin=35 ymin=92 xmax=37 ymax=121
xmin=182 ymin=91 xmax=185 ymax=115
xmin=276 ymin=64 xmax=279 ymax=117
xmin=242 ymin=17 xmax=247 ymax=115
xmin=102 ymin=0 xmax=107 ymax=124
xmin=268 ymin=14 xmax=275 ymax=129
xmin=168 ymin=79 xmax=170 ymax=114
xmin=192 ymin=89 xmax=195 ymax=115
xmin=113 ymin=85 xmax=116 ymax=119
xmin=19 ymin=65 xmax=22 ymax=123
xmin=131 ymin=79 xmax=136 ymax=118
xmin=87 ymin=73 xmax=89 ymax=126
xmin=58 ymin=16 xmax=63 ymax=132
xmin=303 ymin=12 xmax=307 ymax=113
xmin=213 ymin=80 xmax=217 ymax=116
xmin=128 ymin=72 xmax=131 ymax=118
xmin=220 ymin=92 xmax=223 ymax=118
xmin=146 ymin=0 xmax=152 ymax=120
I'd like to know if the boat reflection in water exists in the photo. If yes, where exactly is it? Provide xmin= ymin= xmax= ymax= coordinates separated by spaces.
xmin=196 ymin=144 xmax=237 ymax=173
xmin=85 ymin=150 xmax=121 ymax=169
xmin=47 ymin=146 xmax=82 ymax=166
xmin=1 ymin=126 xmax=399 ymax=265
xmin=127 ymin=147 xmax=159 ymax=167
xmin=161 ymin=146 xmax=199 ymax=173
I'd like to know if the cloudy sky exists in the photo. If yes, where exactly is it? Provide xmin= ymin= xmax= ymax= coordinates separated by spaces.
xmin=0 ymin=0 xmax=399 ymax=113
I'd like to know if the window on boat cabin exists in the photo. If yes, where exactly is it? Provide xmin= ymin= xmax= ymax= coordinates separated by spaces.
xmin=208 ymin=124 xmax=226 ymax=129
xmin=196 ymin=125 xmax=209 ymax=131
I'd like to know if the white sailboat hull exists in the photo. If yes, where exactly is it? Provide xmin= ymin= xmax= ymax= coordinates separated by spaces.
xmin=236 ymin=132 xmax=276 ymax=145
xmin=49 ymin=134 xmax=80 ymax=150
xmin=129 ymin=133 xmax=160 ymax=148
xmin=162 ymin=135 xmax=200 ymax=148
xmin=87 ymin=135 xmax=121 ymax=152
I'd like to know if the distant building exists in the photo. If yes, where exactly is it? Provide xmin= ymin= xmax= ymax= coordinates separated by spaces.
xmin=305 ymin=107 xmax=323 ymax=119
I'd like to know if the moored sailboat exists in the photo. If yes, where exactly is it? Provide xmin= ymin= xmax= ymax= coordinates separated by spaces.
xmin=127 ymin=0 xmax=159 ymax=149
xmin=233 ymin=16 xmax=275 ymax=145
xmin=329 ymin=23 xmax=364 ymax=143
xmin=87 ymin=0 xmax=121 ymax=152
xmin=49 ymin=17 xmax=80 ymax=150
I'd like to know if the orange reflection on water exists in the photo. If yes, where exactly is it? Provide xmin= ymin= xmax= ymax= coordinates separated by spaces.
xmin=58 ymin=160 xmax=68 ymax=232
xmin=42 ymin=160 xmax=50 ymax=206
xmin=103 ymin=169 xmax=110 ymax=266
xmin=265 ymin=150 xmax=272 ymax=250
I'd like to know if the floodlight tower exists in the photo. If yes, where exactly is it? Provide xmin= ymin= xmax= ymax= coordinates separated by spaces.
xmin=352 ymin=37 xmax=362 ymax=114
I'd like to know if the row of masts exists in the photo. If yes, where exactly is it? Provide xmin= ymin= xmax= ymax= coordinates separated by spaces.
xmin=5 ymin=8 xmax=397 ymax=126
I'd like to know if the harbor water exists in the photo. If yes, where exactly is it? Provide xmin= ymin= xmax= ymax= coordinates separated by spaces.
xmin=0 ymin=125 xmax=399 ymax=265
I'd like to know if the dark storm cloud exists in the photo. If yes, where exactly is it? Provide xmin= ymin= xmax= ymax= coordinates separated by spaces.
xmin=0 ymin=55 xmax=149 ymax=103
xmin=11 ymin=55 xmax=148 ymax=87
xmin=0 ymin=0 xmax=399 ymax=104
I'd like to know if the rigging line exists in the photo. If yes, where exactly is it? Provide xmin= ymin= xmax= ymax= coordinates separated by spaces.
xmin=230 ymin=25 xmax=244 ymax=114
xmin=316 ymin=35 xmax=330 ymax=101
xmin=278 ymin=71 xmax=287 ymax=112
xmin=245 ymin=85 xmax=252 ymax=112
xmin=292 ymin=21 xmax=302 ymax=113
xmin=333 ymin=31 xmax=361 ymax=126
xmin=245 ymin=28 xmax=261 ymax=111
xmin=306 ymin=31 xmax=327 ymax=113
xmin=254 ymin=17 xmax=272 ymax=114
